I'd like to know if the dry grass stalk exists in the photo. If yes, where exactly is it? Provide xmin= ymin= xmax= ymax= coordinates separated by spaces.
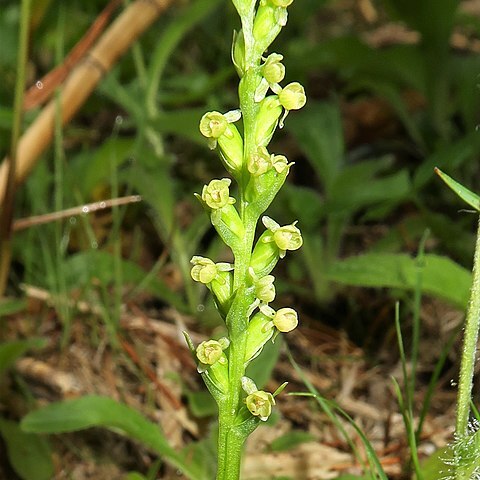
xmin=0 ymin=0 xmax=174 ymax=203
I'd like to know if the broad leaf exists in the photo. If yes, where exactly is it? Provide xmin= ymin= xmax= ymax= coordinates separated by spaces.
xmin=0 ymin=418 xmax=53 ymax=480
xmin=326 ymin=253 xmax=471 ymax=308
xmin=21 ymin=395 xmax=203 ymax=480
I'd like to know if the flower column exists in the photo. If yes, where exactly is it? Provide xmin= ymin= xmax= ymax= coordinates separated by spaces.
xmin=185 ymin=1 xmax=306 ymax=478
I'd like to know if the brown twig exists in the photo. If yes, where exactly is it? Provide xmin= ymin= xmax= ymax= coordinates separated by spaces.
xmin=0 ymin=0 xmax=175 ymax=203
xmin=12 ymin=195 xmax=142 ymax=232
xmin=23 ymin=0 xmax=122 ymax=110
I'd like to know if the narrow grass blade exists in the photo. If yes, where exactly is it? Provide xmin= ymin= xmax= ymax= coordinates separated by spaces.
xmin=434 ymin=167 xmax=480 ymax=211
xmin=286 ymin=347 xmax=387 ymax=479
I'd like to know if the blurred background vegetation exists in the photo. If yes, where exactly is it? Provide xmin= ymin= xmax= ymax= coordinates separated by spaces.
xmin=2 ymin=0 xmax=480 ymax=478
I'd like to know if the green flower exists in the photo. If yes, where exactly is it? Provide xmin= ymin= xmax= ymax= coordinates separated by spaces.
xmin=199 ymin=111 xmax=228 ymax=139
xmin=255 ymin=274 xmax=276 ymax=303
xmin=260 ymin=305 xmax=299 ymax=333
xmin=262 ymin=216 xmax=303 ymax=258
xmin=278 ymin=82 xmax=306 ymax=110
xmin=270 ymin=154 xmax=291 ymax=173
xmin=264 ymin=53 xmax=285 ymax=84
xmin=255 ymin=53 xmax=286 ymax=102
xmin=241 ymin=376 xmax=281 ymax=422
xmin=247 ymin=146 xmax=271 ymax=176
xmin=201 ymin=178 xmax=236 ymax=209
xmin=246 ymin=390 xmax=275 ymax=421
xmin=190 ymin=256 xmax=233 ymax=284
xmin=196 ymin=340 xmax=225 ymax=365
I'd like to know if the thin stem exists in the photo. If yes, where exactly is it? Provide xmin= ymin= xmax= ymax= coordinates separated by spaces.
xmin=0 ymin=0 xmax=31 ymax=296
xmin=216 ymin=8 xmax=259 ymax=480
xmin=455 ymin=215 xmax=480 ymax=437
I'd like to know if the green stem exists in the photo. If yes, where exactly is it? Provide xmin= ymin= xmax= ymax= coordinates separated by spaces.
xmin=456 ymin=215 xmax=480 ymax=438
xmin=0 ymin=0 xmax=31 ymax=295
xmin=215 ymin=10 xmax=261 ymax=479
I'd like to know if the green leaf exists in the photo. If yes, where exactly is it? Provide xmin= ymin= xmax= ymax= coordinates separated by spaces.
xmin=153 ymin=108 xmax=206 ymax=144
xmin=69 ymin=138 xmax=135 ymax=198
xmin=326 ymin=253 xmax=471 ymax=308
xmin=186 ymin=390 xmax=217 ymax=418
xmin=0 ymin=298 xmax=26 ymax=316
xmin=126 ymin=473 xmax=148 ymax=480
xmin=0 ymin=338 xmax=47 ymax=375
xmin=21 ymin=395 xmax=203 ymax=480
xmin=435 ymin=168 xmax=480 ymax=211
xmin=287 ymin=101 xmax=344 ymax=190
xmin=269 ymin=431 xmax=315 ymax=452
xmin=0 ymin=418 xmax=53 ymax=480
xmin=60 ymin=250 xmax=185 ymax=311
xmin=327 ymin=161 xmax=410 ymax=215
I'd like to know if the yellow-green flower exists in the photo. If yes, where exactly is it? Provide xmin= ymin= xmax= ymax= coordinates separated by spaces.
xmin=196 ymin=340 xmax=224 ymax=365
xmin=254 ymin=275 xmax=276 ymax=303
xmin=270 ymin=154 xmax=291 ymax=174
xmin=262 ymin=216 xmax=303 ymax=258
xmin=247 ymin=146 xmax=271 ymax=176
xmin=272 ymin=307 xmax=298 ymax=332
xmin=259 ymin=304 xmax=299 ymax=333
xmin=246 ymin=390 xmax=275 ymax=421
xmin=277 ymin=82 xmax=306 ymax=111
xmin=263 ymin=53 xmax=285 ymax=85
xmin=190 ymin=256 xmax=233 ymax=284
xmin=201 ymin=178 xmax=235 ymax=209
xmin=200 ymin=111 xmax=228 ymax=139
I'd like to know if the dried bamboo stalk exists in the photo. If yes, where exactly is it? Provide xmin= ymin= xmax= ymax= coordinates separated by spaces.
xmin=0 ymin=0 xmax=174 ymax=202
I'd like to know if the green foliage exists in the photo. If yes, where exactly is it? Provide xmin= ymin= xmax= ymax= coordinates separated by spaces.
xmin=268 ymin=430 xmax=314 ymax=452
xmin=21 ymin=395 xmax=204 ymax=480
xmin=326 ymin=253 xmax=471 ymax=309
xmin=0 ymin=418 xmax=53 ymax=480
xmin=0 ymin=338 xmax=46 ymax=375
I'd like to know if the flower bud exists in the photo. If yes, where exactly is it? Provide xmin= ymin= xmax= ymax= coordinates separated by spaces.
xmin=246 ymin=390 xmax=275 ymax=421
xmin=254 ymin=96 xmax=283 ymax=148
xmin=232 ymin=29 xmax=246 ymax=77
xmin=278 ymin=82 xmax=306 ymax=111
xmin=196 ymin=339 xmax=226 ymax=365
xmin=263 ymin=53 xmax=285 ymax=85
xmin=272 ymin=307 xmax=298 ymax=332
xmin=253 ymin=1 xmax=288 ymax=53
xmin=217 ymin=122 xmax=244 ymax=175
xmin=250 ymin=230 xmax=280 ymax=277
xmin=254 ymin=275 xmax=276 ymax=303
xmin=211 ymin=270 xmax=233 ymax=313
xmin=201 ymin=178 xmax=235 ymax=210
xmin=245 ymin=311 xmax=275 ymax=363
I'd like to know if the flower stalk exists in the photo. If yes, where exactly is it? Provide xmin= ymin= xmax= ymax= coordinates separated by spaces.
xmin=186 ymin=1 xmax=305 ymax=478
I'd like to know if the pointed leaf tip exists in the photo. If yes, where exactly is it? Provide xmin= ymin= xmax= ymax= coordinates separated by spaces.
xmin=435 ymin=167 xmax=480 ymax=212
